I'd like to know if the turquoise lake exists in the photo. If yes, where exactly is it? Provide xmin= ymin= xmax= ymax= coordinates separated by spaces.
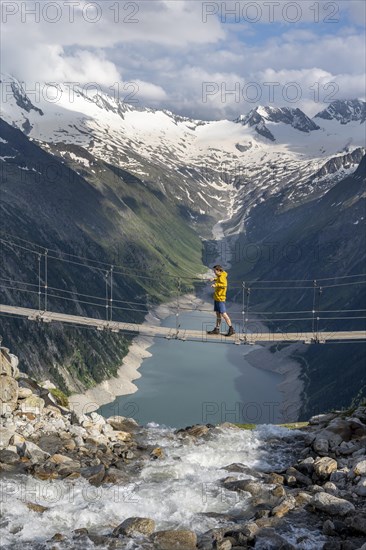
xmin=98 ymin=308 xmax=284 ymax=428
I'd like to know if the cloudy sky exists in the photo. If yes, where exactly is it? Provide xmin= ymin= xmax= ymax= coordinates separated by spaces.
xmin=1 ymin=0 xmax=365 ymax=119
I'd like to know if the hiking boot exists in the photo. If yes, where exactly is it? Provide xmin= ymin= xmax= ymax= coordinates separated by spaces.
xmin=207 ymin=327 xmax=220 ymax=335
xmin=225 ymin=326 xmax=235 ymax=337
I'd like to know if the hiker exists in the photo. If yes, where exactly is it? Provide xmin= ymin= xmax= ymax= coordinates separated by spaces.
xmin=207 ymin=265 xmax=235 ymax=336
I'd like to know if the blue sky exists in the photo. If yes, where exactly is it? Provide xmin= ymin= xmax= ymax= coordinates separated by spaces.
xmin=1 ymin=0 xmax=365 ymax=119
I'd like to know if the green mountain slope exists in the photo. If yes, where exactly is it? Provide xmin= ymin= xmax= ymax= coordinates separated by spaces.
xmin=0 ymin=119 xmax=205 ymax=392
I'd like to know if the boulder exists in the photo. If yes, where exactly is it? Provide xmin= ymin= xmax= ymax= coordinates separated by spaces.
xmin=311 ymin=493 xmax=355 ymax=516
xmin=353 ymin=459 xmax=366 ymax=476
xmin=113 ymin=517 xmax=155 ymax=537
xmin=152 ymin=530 xmax=197 ymax=550
xmin=313 ymin=457 xmax=338 ymax=479
xmin=0 ymin=375 xmax=19 ymax=413
xmin=26 ymin=502 xmax=49 ymax=513
xmin=254 ymin=528 xmax=296 ymax=550
xmin=23 ymin=441 xmax=51 ymax=462
xmin=0 ymin=427 xmax=15 ymax=448
xmin=345 ymin=511 xmax=366 ymax=535
xmin=109 ymin=431 xmax=132 ymax=442
xmin=354 ymin=477 xmax=366 ymax=497
xmin=150 ymin=447 xmax=164 ymax=460
xmin=272 ymin=495 xmax=296 ymax=518
xmin=348 ymin=417 xmax=366 ymax=437
xmin=285 ymin=467 xmax=312 ymax=486
xmin=18 ymin=395 xmax=45 ymax=415
xmin=17 ymin=388 xmax=33 ymax=399
xmin=106 ymin=416 xmax=139 ymax=432
xmin=80 ymin=464 xmax=105 ymax=485
xmin=0 ymin=449 xmax=19 ymax=464
xmin=313 ymin=438 xmax=329 ymax=455
xmin=297 ymin=457 xmax=315 ymax=475
xmin=185 ymin=425 xmax=210 ymax=438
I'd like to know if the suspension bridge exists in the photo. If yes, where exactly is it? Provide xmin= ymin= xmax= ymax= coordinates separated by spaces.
xmin=1 ymin=236 xmax=365 ymax=345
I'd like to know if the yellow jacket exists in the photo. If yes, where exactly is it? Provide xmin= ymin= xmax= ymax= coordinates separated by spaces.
xmin=213 ymin=271 xmax=227 ymax=301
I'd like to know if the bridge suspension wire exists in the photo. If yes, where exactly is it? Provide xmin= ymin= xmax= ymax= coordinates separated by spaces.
xmin=1 ymin=234 xmax=366 ymax=285
xmin=1 ymin=277 xmax=365 ymax=318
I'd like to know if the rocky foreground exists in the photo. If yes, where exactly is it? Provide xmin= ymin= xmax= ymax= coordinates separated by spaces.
xmin=1 ymin=346 xmax=366 ymax=549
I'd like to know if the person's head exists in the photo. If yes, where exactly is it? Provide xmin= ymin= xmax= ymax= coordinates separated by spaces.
xmin=213 ymin=264 xmax=223 ymax=274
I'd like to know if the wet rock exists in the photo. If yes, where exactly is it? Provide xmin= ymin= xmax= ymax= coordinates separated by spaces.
xmin=152 ymin=529 xmax=197 ymax=550
xmin=80 ymin=463 xmax=105 ymax=485
xmin=102 ymin=467 xmax=131 ymax=484
xmin=26 ymin=502 xmax=48 ymax=513
xmin=107 ymin=416 xmax=139 ymax=432
xmin=184 ymin=425 xmax=210 ymax=438
xmin=311 ymin=492 xmax=355 ymax=516
xmin=49 ymin=533 xmax=66 ymax=542
xmin=271 ymin=495 xmax=296 ymax=517
xmin=254 ymin=527 xmax=296 ymax=549
xmin=266 ymin=472 xmax=285 ymax=485
xmin=150 ymin=447 xmax=164 ymax=460
xmin=223 ymin=463 xmax=262 ymax=478
xmin=113 ymin=516 xmax=155 ymax=537
xmin=222 ymin=479 xmax=263 ymax=495
xmin=285 ymin=466 xmax=312 ymax=486
xmin=313 ymin=456 xmax=338 ymax=479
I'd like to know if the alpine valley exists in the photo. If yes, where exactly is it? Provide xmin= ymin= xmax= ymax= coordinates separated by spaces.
xmin=0 ymin=74 xmax=365 ymax=418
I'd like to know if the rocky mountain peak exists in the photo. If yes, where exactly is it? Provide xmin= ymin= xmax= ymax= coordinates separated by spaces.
xmin=235 ymin=105 xmax=320 ymax=141
xmin=314 ymin=99 xmax=366 ymax=124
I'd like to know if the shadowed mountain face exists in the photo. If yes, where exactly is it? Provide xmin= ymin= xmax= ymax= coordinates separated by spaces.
xmin=0 ymin=78 xmax=365 ymax=413
xmin=227 ymin=155 xmax=366 ymax=417
xmin=0 ymin=119 xmax=203 ymax=392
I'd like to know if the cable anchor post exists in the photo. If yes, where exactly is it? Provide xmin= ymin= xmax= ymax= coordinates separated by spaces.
xmin=38 ymin=254 xmax=42 ymax=313
xmin=44 ymin=249 xmax=48 ymax=312
xmin=110 ymin=265 xmax=114 ymax=321
xmin=315 ymin=286 xmax=323 ymax=341
xmin=105 ymin=270 xmax=109 ymax=321
xmin=312 ymin=279 xmax=319 ymax=342
xmin=176 ymin=277 xmax=181 ymax=336
xmin=242 ymin=281 xmax=246 ymax=342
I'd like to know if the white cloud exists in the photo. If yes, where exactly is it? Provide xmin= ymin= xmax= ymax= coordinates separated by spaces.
xmin=0 ymin=0 xmax=365 ymax=120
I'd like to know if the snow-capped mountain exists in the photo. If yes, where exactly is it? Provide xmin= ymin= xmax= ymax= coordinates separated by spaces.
xmin=236 ymin=105 xmax=320 ymax=142
xmin=0 ymin=74 xmax=365 ymax=236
